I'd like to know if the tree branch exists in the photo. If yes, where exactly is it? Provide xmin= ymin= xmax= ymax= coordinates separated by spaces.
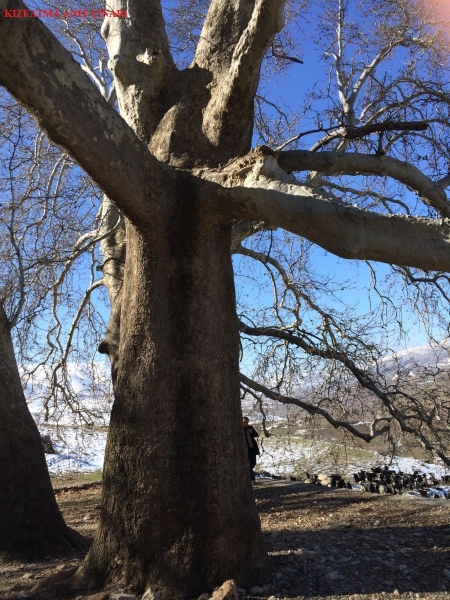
xmin=310 ymin=121 xmax=429 ymax=152
xmin=195 ymin=0 xmax=255 ymax=73
xmin=200 ymin=0 xmax=286 ymax=157
xmin=277 ymin=150 xmax=450 ymax=217
xmin=0 ymin=1 xmax=170 ymax=225
xmin=239 ymin=373 xmax=391 ymax=443
xmin=198 ymin=153 xmax=450 ymax=272
xmin=97 ymin=198 xmax=126 ymax=385
xmin=101 ymin=0 xmax=176 ymax=143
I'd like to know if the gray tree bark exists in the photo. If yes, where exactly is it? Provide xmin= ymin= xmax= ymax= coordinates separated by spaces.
xmin=0 ymin=306 xmax=86 ymax=561
xmin=79 ymin=210 xmax=267 ymax=595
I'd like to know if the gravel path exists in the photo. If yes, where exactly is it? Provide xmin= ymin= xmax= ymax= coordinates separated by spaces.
xmin=1 ymin=480 xmax=449 ymax=600
xmin=254 ymin=479 xmax=450 ymax=600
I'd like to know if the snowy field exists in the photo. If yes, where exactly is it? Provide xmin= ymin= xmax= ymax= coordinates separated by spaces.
xmin=39 ymin=420 xmax=450 ymax=501
xmin=23 ymin=362 xmax=111 ymax=474
xmin=35 ymin=405 xmax=450 ymax=485
xmin=23 ymin=360 xmax=450 ymax=487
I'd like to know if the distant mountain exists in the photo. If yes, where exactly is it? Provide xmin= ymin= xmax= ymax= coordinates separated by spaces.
xmin=378 ymin=339 xmax=450 ymax=379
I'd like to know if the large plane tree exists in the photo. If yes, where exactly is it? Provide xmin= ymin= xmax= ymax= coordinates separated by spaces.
xmin=1 ymin=0 xmax=450 ymax=597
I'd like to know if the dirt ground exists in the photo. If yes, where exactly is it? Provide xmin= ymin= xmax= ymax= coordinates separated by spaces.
xmin=1 ymin=479 xmax=449 ymax=600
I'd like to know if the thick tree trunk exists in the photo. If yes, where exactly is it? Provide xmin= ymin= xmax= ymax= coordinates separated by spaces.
xmin=78 ymin=176 xmax=268 ymax=597
xmin=0 ymin=306 xmax=85 ymax=562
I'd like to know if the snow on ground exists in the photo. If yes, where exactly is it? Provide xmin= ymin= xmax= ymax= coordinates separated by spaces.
xmin=38 ymin=420 xmax=450 ymax=482
xmin=256 ymin=436 xmax=450 ymax=479
xmin=22 ymin=363 xmax=110 ymax=474
xmin=23 ymin=362 xmax=450 ymax=481
xmin=41 ymin=426 xmax=106 ymax=474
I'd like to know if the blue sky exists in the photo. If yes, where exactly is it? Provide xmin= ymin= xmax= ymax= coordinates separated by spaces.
xmin=232 ymin=3 xmax=447 ymax=353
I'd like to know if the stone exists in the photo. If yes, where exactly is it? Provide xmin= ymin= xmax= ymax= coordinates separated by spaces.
xmin=442 ymin=568 xmax=450 ymax=580
xmin=110 ymin=590 xmax=136 ymax=600
xmin=249 ymin=586 xmax=264 ymax=594
xmin=141 ymin=589 xmax=161 ymax=600
xmin=324 ymin=571 xmax=343 ymax=582
xmin=210 ymin=580 xmax=240 ymax=600
xmin=83 ymin=512 xmax=97 ymax=522
xmin=198 ymin=595 xmax=210 ymax=600
xmin=317 ymin=474 xmax=331 ymax=486
xmin=297 ymin=548 xmax=316 ymax=561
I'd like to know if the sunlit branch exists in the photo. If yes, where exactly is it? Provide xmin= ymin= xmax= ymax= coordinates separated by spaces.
xmin=277 ymin=150 xmax=450 ymax=217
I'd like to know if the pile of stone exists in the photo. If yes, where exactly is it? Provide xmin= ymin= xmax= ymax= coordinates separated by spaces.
xmin=256 ymin=466 xmax=450 ymax=499
xmin=351 ymin=466 xmax=450 ymax=498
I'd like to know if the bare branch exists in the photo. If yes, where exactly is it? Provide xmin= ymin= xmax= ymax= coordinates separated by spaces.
xmin=277 ymin=149 xmax=450 ymax=217
xmin=240 ymin=373 xmax=391 ymax=443
xmin=270 ymin=44 xmax=303 ymax=64
xmin=198 ymin=153 xmax=450 ymax=271
xmin=0 ymin=2 xmax=166 ymax=225
xmin=310 ymin=121 xmax=429 ymax=152
xmin=195 ymin=0 xmax=255 ymax=73
xmin=201 ymin=0 xmax=286 ymax=156
xmin=101 ymin=0 xmax=176 ymax=143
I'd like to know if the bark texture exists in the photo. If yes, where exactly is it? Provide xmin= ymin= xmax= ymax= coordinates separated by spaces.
xmin=78 ymin=180 xmax=268 ymax=596
xmin=97 ymin=197 xmax=126 ymax=386
xmin=0 ymin=306 xmax=85 ymax=562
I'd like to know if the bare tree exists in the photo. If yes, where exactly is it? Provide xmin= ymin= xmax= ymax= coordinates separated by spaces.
xmin=2 ymin=0 xmax=450 ymax=596
xmin=0 ymin=17 xmax=120 ymax=563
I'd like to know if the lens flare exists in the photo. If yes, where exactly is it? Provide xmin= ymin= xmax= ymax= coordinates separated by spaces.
xmin=415 ymin=0 xmax=450 ymax=21
xmin=413 ymin=0 xmax=450 ymax=47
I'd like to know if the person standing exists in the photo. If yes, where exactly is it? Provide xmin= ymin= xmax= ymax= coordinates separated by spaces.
xmin=243 ymin=417 xmax=259 ymax=483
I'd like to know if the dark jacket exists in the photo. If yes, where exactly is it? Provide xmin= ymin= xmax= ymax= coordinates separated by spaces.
xmin=244 ymin=425 xmax=260 ymax=456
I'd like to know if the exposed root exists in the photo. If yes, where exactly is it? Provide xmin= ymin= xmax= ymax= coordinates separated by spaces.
xmin=65 ymin=525 xmax=90 ymax=554
xmin=29 ymin=565 xmax=78 ymax=594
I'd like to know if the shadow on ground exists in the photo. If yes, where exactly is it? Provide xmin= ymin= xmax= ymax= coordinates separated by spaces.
xmin=255 ymin=481 xmax=450 ymax=598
